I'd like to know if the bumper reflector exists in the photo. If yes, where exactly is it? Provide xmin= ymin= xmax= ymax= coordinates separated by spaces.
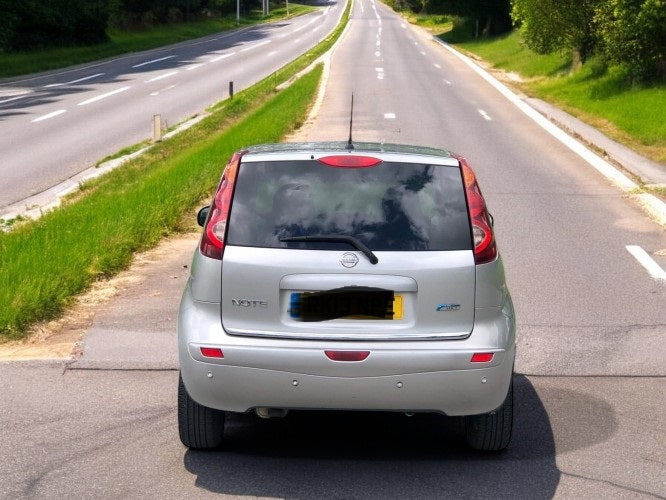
xmin=200 ymin=347 xmax=224 ymax=358
xmin=325 ymin=350 xmax=370 ymax=362
xmin=470 ymin=352 xmax=494 ymax=363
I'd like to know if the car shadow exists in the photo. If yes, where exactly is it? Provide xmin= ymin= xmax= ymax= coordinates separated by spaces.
xmin=183 ymin=375 xmax=572 ymax=499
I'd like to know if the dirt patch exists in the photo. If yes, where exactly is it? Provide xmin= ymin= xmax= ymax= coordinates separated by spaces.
xmin=0 ymin=232 xmax=199 ymax=361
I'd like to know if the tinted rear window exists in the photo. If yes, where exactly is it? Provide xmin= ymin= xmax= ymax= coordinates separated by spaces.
xmin=227 ymin=160 xmax=471 ymax=251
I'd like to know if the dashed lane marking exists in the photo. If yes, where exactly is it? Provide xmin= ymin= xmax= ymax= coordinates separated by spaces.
xmin=78 ymin=86 xmax=130 ymax=106
xmin=44 ymin=73 xmax=105 ymax=88
xmin=132 ymin=56 xmax=174 ymax=68
xmin=478 ymin=109 xmax=492 ymax=121
xmin=626 ymin=246 xmax=666 ymax=281
xmin=146 ymin=71 xmax=178 ymax=83
xmin=210 ymin=53 xmax=234 ymax=62
xmin=240 ymin=40 xmax=271 ymax=52
xmin=31 ymin=109 xmax=66 ymax=122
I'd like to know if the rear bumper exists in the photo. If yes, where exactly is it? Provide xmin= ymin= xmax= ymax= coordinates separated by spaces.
xmin=178 ymin=286 xmax=516 ymax=416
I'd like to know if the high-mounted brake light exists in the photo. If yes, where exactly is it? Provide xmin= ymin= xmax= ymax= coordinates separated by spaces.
xmin=318 ymin=155 xmax=382 ymax=168
xmin=200 ymin=151 xmax=247 ymax=260
xmin=455 ymin=156 xmax=497 ymax=265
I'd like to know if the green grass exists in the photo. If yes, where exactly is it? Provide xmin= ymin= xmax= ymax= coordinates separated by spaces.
xmin=0 ymin=0 xmax=351 ymax=340
xmin=530 ymin=65 xmax=666 ymax=162
xmin=455 ymin=31 xmax=571 ymax=78
xmin=0 ymin=3 xmax=315 ymax=78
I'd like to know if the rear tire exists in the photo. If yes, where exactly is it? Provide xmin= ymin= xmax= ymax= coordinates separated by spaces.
xmin=464 ymin=378 xmax=513 ymax=451
xmin=178 ymin=373 xmax=225 ymax=449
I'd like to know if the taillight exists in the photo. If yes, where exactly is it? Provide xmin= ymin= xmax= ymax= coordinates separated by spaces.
xmin=456 ymin=156 xmax=497 ymax=265
xmin=199 ymin=151 xmax=246 ymax=260
xmin=318 ymin=155 xmax=382 ymax=168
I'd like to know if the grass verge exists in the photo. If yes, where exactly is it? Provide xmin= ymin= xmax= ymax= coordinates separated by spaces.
xmin=0 ymin=3 xmax=315 ymax=79
xmin=395 ymin=13 xmax=666 ymax=165
xmin=0 ymin=0 xmax=350 ymax=340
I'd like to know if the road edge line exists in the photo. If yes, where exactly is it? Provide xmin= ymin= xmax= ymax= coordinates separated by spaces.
xmin=432 ymin=37 xmax=666 ymax=228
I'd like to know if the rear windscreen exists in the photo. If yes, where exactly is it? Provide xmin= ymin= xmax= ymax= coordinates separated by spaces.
xmin=226 ymin=160 xmax=472 ymax=251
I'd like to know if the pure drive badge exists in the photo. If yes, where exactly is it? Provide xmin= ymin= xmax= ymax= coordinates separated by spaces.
xmin=437 ymin=303 xmax=460 ymax=311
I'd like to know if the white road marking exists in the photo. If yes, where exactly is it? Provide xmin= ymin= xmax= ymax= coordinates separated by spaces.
xmin=267 ymin=51 xmax=278 ymax=57
xmin=478 ymin=109 xmax=492 ymax=121
xmin=44 ymin=73 xmax=105 ymax=88
xmin=150 ymin=84 xmax=177 ymax=96
xmin=433 ymin=63 xmax=441 ymax=69
xmin=210 ymin=53 xmax=234 ymax=62
xmin=384 ymin=113 xmax=395 ymax=119
xmin=435 ymin=41 xmax=636 ymax=192
xmin=420 ymin=51 xmax=426 ymax=56
xmin=132 ymin=55 xmax=174 ymax=68
xmin=360 ymin=1 xmax=364 ymax=13
xmin=375 ymin=67 xmax=384 ymax=72
xmin=31 ymin=109 xmax=66 ymax=122
xmin=312 ymin=26 xmax=321 ymax=32
xmin=0 ymin=93 xmax=31 ymax=105
xmin=324 ymin=6 xmax=330 ymax=14
xmin=146 ymin=71 xmax=178 ymax=83
xmin=78 ymin=86 xmax=130 ymax=106
xmin=294 ymin=38 xmax=302 ymax=43
xmin=375 ymin=51 xmax=381 ymax=57
xmin=401 ymin=23 xmax=406 ymax=28
xmin=626 ymin=246 xmax=666 ymax=280
xmin=185 ymin=64 xmax=203 ymax=71
xmin=241 ymin=40 xmax=271 ymax=52
xmin=444 ymin=79 xmax=452 ymax=85
xmin=439 ymin=39 xmax=666 ymax=225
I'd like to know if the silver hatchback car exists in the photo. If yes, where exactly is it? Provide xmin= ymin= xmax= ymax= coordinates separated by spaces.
xmin=178 ymin=142 xmax=516 ymax=451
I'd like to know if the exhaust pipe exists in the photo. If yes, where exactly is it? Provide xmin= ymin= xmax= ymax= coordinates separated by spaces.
xmin=255 ymin=408 xmax=289 ymax=419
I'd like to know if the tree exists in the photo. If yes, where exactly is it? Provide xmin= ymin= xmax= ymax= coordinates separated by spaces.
xmin=595 ymin=0 xmax=666 ymax=81
xmin=1 ymin=0 xmax=108 ymax=52
xmin=425 ymin=0 xmax=512 ymax=36
xmin=511 ymin=0 xmax=601 ymax=66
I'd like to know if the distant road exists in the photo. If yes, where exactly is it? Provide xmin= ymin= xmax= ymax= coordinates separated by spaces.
xmin=0 ymin=0 xmax=344 ymax=210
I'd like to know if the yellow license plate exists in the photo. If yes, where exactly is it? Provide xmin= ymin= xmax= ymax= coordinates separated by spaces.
xmin=392 ymin=295 xmax=403 ymax=320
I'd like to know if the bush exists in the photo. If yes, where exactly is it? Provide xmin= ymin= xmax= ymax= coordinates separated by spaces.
xmin=595 ymin=0 xmax=666 ymax=82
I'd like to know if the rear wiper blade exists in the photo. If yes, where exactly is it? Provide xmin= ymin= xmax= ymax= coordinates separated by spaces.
xmin=279 ymin=235 xmax=379 ymax=265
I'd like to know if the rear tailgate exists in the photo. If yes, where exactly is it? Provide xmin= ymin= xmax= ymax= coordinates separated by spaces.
xmin=221 ymin=246 xmax=475 ymax=340
xmin=220 ymin=155 xmax=475 ymax=340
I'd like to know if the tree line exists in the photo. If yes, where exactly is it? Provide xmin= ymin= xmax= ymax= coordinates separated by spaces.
xmin=399 ymin=0 xmax=665 ymax=82
xmin=0 ymin=0 xmax=257 ymax=52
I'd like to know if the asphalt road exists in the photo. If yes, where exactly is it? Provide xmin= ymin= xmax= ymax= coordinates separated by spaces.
xmin=0 ymin=0 xmax=344 ymax=210
xmin=1 ymin=0 xmax=665 ymax=498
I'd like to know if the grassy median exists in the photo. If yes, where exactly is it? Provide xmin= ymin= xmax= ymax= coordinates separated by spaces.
xmin=0 ymin=0 xmax=350 ymax=340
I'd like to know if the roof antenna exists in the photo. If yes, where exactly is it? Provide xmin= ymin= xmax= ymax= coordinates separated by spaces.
xmin=346 ymin=93 xmax=354 ymax=151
